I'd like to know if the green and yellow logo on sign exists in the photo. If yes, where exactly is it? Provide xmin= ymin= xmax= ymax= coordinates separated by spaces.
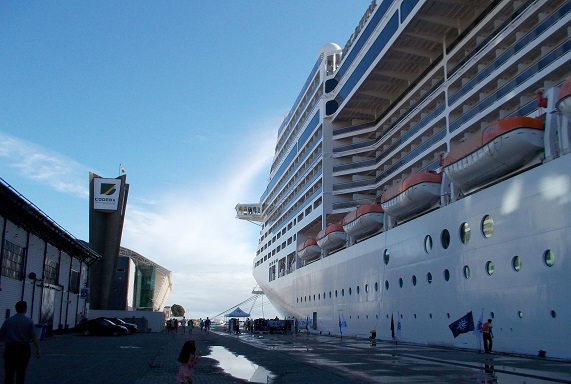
xmin=100 ymin=183 xmax=117 ymax=196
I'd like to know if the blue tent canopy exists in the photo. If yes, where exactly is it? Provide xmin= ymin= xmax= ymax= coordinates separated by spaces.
xmin=225 ymin=307 xmax=250 ymax=317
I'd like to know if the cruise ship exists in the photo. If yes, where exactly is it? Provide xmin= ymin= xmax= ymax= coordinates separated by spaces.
xmin=236 ymin=0 xmax=571 ymax=358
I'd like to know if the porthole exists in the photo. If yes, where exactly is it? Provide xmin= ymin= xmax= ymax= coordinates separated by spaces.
xmin=429 ymin=313 xmax=433 ymax=319
xmin=323 ymin=292 xmax=326 ymax=299
xmin=383 ymin=249 xmax=390 ymax=265
xmin=329 ymin=291 xmax=332 ymax=298
xmin=348 ymin=287 xmax=352 ymax=295
xmin=485 ymin=261 xmax=494 ymax=276
xmin=399 ymin=277 xmax=403 ymax=288
xmin=544 ymin=249 xmax=555 ymax=267
xmin=342 ymin=289 xmax=345 ymax=296
xmin=447 ymin=313 xmax=450 ymax=318
xmin=375 ymin=282 xmax=378 ymax=292
xmin=318 ymin=293 xmax=321 ymax=300
xmin=427 ymin=272 xmax=433 ymax=284
xmin=512 ymin=256 xmax=522 ymax=272
xmin=441 ymin=229 xmax=450 ymax=249
xmin=460 ymin=222 xmax=471 ymax=244
xmin=412 ymin=275 xmax=417 ymax=286
xmin=304 ymin=296 xmax=307 ymax=302
xmin=335 ymin=290 xmax=338 ymax=298
xmin=356 ymin=286 xmax=360 ymax=294
xmin=481 ymin=215 xmax=494 ymax=238
xmin=365 ymin=284 xmax=369 ymax=293
xmin=385 ymin=280 xmax=389 ymax=290
xmin=550 ymin=310 xmax=556 ymax=318
xmin=518 ymin=310 xmax=523 ymax=318
xmin=313 ymin=294 xmax=315 ymax=301
xmin=463 ymin=265 xmax=470 ymax=279
xmin=414 ymin=313 xmax=417 ymax=319
xmin=444 ymin=269 xmax=450 ymax=281
xmin=424 ymin=235 xmax=433 ymax=253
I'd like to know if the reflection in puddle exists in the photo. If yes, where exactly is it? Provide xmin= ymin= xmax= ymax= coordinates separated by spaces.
xmin=209 ymin=345 xmax=275 ymax=383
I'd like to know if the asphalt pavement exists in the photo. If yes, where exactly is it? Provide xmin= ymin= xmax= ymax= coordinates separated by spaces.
xmin=3 ymin=326 xmax=571 ymax=383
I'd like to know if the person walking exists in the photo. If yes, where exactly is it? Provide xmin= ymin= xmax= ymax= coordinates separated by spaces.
xmin=0 ymin=301 xmax=41 ymax=384
xmin=482 ymin=318 xmax=494 ymax=353
xmin=187 ymin=319 xmax=194 ymax=334
xmin=176 ymin=340 xmax=199 ymax=384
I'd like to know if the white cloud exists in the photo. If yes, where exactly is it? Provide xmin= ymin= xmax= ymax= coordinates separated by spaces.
xmin=0 ymin=131 xmax=89 ymax=198
xmin=120 ymin=119 xmax=278 ymax=319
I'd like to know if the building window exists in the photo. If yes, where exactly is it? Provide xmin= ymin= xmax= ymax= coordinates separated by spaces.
xmin=70 ymin=270 xmax=80 ymax=294
xmin=1 ymin=240 xmax=25 ymax=281
xmin=44 ymin=258 xmax=59 ymax=285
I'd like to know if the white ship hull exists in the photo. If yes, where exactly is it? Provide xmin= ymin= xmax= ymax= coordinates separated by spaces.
xmin=255 ymin=153 xmax=571 ymax=357
xmin=238 ymin=0 xmax=571 ymax=359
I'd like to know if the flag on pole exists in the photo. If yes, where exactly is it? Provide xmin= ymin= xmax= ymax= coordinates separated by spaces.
xmin=339 ymin=313 xmax=347 ymax=335
xmin=397 ymin=311 xmax=402 ymax=339
xmin=473 ymin=308 xmax=484 ymax=337
xmin=448 ymin=311 xmax=475 ymax=338
xmin=390 ymin=314 xmax=395 ymax=339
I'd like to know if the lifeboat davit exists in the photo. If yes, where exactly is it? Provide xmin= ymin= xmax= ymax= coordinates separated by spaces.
xmin=297 ymin=238 xmax=320 ymax=261
xmin=316 ymin=223 xmax=348 ymax=251
xmin=381 ymin=171 xmax=442 ymax=221
xmin=443 ymin=116 xmax=544 ymax=191
xmin=556 ymin=77 xmax=571 ymax=120
xmin=342 ymin=202 xmax=384 ymax=239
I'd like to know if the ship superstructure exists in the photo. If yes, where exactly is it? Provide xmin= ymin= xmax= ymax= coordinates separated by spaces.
xmin=236 ymin=0 xmax=571 ymax=358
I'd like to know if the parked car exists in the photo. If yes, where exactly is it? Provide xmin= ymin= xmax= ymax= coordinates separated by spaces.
xmin=77 ymin=318 xmax=129 ymax=336
xmin=103 ymin=317 xmax=138 ymax=334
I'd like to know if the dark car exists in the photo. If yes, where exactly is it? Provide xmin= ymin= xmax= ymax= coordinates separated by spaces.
xmin=77 ymin=318 xmax=129 ymax=336
xmin=104 ymin=317 xmax=138 ymax=334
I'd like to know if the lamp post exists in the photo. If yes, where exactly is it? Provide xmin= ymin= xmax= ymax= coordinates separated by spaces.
xmin=28 ymin=272 xmax=37 ymax=319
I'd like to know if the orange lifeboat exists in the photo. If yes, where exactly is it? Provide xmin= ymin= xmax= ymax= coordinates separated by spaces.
xmin=443 ymin=116 xmax=544 ymax=191
xmin=342 ymin=202 xmax=384 ymax=239
xmin=297 ymin=238 xmax=320 ymax=261
xmin=381 ymin=171 xmax=442 ymax=221
xmin=316 ymin=223 xmax=348 ymax=251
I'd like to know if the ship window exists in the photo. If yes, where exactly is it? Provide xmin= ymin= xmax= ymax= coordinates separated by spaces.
xmin=414 ymin=314 xmax=417 ymax=319
xmin=342 ymin=289 xmax=345 ymax=296
xmin=365 ymin=284 xmax=369 ymax=293
xmin=335 ymin=290 xmax=338 ymax=297
xmin=444 ymin=269 xmax=450 ymax=281
xmin=512 ymin=256 xmax=522 ymax=272
xmin=356 ymin=286 xmax=360 ymax=294
xmin=427 ymin=272 xmax=433 ymax=284
xmin=481 ymin=215 xmax=494 ymax=238
xmin=385 ymin=280 xmax=389 ymax=290
xmin=412 ymin=275 xmax=417 ymax=286
xmin=441 ymin=229 xmax=450 ymax=249
xmin=447 ymin=313 xmax=450 ymax=318
xmin=551 ymin=310 xmax=556 ymax=318
xmin=313 ymin=294 xmax=316 ymax=301
xmin=399 ymin=278 xmax=403 ymax=288
xmin=430 ymin=313 xmax=433 ymax=319
xmin=518 ymin=310 xmax=523 ymax=318
xmin=460 ymin=222 xmax=470 ymax=244
xmin=463 ymin=265 xmax=470 ymax=279
xmin=544 ymin=250 xmax=555 ymax=267
xmin=375 ymin=282 xmax=378 ymax=292
xmin=329 ymin=291 xmax=332 ymax=298
xmin=383 ymin=249 xmax=390 ymax=265
xmin=424 ymin=235 xmax=433 ymax=253
xmin=323 ymin=292 xmax=325 ymax=299
xmin=349 ymin=287 xmax=352 ymax=295
xmin=485 ymin=261 xmax=494 ymax=275
xmin=490 ymin=312 xmax=494 ymax=319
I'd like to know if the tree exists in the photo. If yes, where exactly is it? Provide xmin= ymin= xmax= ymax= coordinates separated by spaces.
xmin=171 ymin=304 xmax=185 ymax=317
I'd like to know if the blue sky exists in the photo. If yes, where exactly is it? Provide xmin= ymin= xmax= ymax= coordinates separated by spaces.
xmin=0 ymin=1 xmax=373 ymax=320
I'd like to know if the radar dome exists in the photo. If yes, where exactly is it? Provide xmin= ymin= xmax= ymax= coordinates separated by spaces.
xmin=318 ymin=43 xmax=341 ymax=59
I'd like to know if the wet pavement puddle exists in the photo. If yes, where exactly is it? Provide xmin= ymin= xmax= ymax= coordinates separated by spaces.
xmin=209 ymin=345 xmax=275 ymax=383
